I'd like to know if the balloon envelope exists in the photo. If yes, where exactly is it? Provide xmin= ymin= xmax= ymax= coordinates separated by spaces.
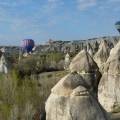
xmin=115 ymin=21 xmax=120 ymax=33
xmin=22 ymin=39 xmax=35 ymax=53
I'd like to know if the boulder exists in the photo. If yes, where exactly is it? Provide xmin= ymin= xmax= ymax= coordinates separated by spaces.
xmin=45 ymin=73 xmax=109 ymax=120
xmin=98 ymin=41 xmax=120 ymax=112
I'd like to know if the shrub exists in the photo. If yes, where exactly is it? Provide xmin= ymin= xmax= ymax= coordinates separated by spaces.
xmin=0 ymin=70 xmax=68 ymax=120
xmin=13 ymin=52 xmax=65 ymax=78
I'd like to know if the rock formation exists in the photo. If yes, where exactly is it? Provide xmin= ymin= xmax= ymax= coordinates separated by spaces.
xmin=45 ymin=50 xmax=109 ymax=120
xmin=87 ymin=43 xmax=94 ymax=57
xmin=69 ymin=50 xmax=101 ymax=96
xmin=92 ymin=41 xmax=99 ymax=54
xmin=64 ymin=53 xmax=70 ymax=70
xmin=0 ymin=36 xmax=119 ymax=55
xmin=45 ymin=72 xmax=109 ymax=120
xmin=94 ymin=40 xmax=110 ymax=71
xmin=98 ymin=41 xmax=120 ymax=112
xmin=0 ymin=54 xmax=8 ymax=74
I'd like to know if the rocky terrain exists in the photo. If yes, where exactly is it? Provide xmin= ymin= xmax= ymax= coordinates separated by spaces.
xmin=0 ymin=36 xmax=119 ymax=55
xmin=46 ymin=50 xmax=109 ymax=120
xmin=1 ymin=36 xmax=120 ymax=120
xmin=45 ymin=37 xmax=120 ymax=120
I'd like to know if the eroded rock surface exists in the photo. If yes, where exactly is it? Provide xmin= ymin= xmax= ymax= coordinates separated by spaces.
xmin=69 ymin=50 xmax=101 ymax=96
xmin=45 ymin=72 xmax=109 ymax=120
xmin=64 ymin=53 xmax=70 ymax=70
xmin=87 ymin=43 xmax=94 ymax=57
xmin=98 ymin=41 xmax=120 ymax=112
xmin=94 ymin=40 xmax=111 ymax=72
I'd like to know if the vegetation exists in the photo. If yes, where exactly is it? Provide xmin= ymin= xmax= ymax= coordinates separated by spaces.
xmin=13 ymin=52 xmax=65 ymax=79
xmin=0 ymin=70 xmax=68 ymax=120
xmin=0 ymin=51 xmax=69 ymax=120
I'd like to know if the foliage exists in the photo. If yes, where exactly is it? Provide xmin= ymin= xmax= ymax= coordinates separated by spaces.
xmin=0 ymin=70 xmax=68 ymax=120
xmin=14 ymin=52 xmax=65 ymax=78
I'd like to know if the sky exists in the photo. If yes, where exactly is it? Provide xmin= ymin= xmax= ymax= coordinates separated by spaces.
xmin=0 ymin=0 xmax=120 ymax=45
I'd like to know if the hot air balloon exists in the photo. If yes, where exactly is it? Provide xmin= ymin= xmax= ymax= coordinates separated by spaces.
xmin=115 ymin=21 xmax=120 ymax=33
xmin=22 ymin=39 xmax=35 ymax=53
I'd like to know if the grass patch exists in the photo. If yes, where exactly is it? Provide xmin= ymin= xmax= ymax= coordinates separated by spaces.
xmin=0 ymin=70 xmax=68 ymax=120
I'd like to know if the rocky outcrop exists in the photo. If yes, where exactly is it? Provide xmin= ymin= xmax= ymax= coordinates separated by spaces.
xmin=64 ymin=53 xmax=70 ymax=70
xmin=45 ymin=72 xmax=109 ymax=120
xmin=69 ymin=50 xmax=101 ymax=96
xmin=94 ymin=40 xmax=111 ymax=71
xmin=0 ymin=36 xmax=119 ymax=56
xmin=87 ymin=43 xmax=94 ymax=57
xmin=45 ymin=49 xmax=109 ymax=120
xmin=70 ymin=50 xmax=98 ymax=73
xmin=98 ymin=41 xmax=120 ymax=112
xmin=0 ymin=54 xmax=8 ymax=74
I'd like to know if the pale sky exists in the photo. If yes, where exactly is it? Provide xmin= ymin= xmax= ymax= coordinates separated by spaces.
xmin=0 ymin=0 xmax=119 ymax=45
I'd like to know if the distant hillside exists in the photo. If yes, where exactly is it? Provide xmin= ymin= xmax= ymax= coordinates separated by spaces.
xmin=0 ymin=36 xmax=119 ymax=54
